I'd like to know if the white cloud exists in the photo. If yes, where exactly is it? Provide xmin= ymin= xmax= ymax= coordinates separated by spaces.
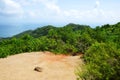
xmin=0 ymin=0 xmax=23 ymax=17
xmin=35 ymin=0 xmax=61 ymax=14
xmin=18 ymin=0 xmax=120 ymax=24
xmin=15 ymin=0 xmax=31 ymax=6
xmin=0 ymin=0 xmax=119 ymax=24
xmin=29 ymin=11 xmax=36 ymax=17
xmin=58 ymin=0 xmax=115 ymax=24
xmin=29 ymin=0 xmax=118 ymax=24
xmin=95 ymin=0 xmax=100 ymax=8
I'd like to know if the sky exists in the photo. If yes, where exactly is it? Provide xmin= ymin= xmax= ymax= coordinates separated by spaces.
xmin=0 ymin=0 xmax=120 ymax=37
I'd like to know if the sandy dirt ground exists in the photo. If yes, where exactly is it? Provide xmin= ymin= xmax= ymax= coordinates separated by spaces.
xmin=0 ymin=52 xmax=82 ymax=80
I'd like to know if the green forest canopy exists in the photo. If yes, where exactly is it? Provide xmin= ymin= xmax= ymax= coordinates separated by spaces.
xmin=0 ymin=22 xmax=120 ymax=80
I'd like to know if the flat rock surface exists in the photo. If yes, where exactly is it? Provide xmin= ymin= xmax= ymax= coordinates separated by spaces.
xmin=0 ymin=52 xmax=82 ymax=80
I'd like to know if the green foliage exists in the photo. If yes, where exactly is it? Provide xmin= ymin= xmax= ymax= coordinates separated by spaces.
xmin=0 ymin=23 xmax=120 ymax=80
xmin=78 ymin=42 xmax=120 ymax=80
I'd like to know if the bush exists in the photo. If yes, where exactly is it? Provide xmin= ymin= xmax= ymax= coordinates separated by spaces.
xmin=77 ymin=42 xmax=120 ymax=80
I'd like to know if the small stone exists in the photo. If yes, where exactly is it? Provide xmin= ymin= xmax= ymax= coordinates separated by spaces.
xmin=34 ymin=67 xmax=42 ymax=72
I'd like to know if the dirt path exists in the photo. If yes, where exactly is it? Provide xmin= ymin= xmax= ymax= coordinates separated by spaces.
xmin=0 ymin=52 xmax=82 ymax=80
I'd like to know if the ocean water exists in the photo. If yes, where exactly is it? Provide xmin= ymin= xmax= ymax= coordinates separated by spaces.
xmin=0 ymin=24 xmax=43 ymax=38
xmin=0 ymin=22 xmax=68 ymax=38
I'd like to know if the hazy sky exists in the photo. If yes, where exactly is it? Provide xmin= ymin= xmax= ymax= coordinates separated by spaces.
xmin=0 ymin=0 xmax=120 ymax=25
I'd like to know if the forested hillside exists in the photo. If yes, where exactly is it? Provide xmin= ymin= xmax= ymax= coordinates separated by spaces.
xmin=0 ymin=23 xmax=120 ymax=80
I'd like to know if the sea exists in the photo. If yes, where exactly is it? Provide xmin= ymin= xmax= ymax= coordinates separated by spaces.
xmin=0 ymin=23 xmax=99 ymax=38
xmin=0 ymin=24 xmax=45 ymax=38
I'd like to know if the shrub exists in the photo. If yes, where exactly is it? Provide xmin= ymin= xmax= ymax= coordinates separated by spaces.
xmin=77 ymin=42 xmax=120 ymax=80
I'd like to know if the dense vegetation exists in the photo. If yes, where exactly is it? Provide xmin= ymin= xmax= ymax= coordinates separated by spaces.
xmin=0 ymin=23 xmax=120 ymax=80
